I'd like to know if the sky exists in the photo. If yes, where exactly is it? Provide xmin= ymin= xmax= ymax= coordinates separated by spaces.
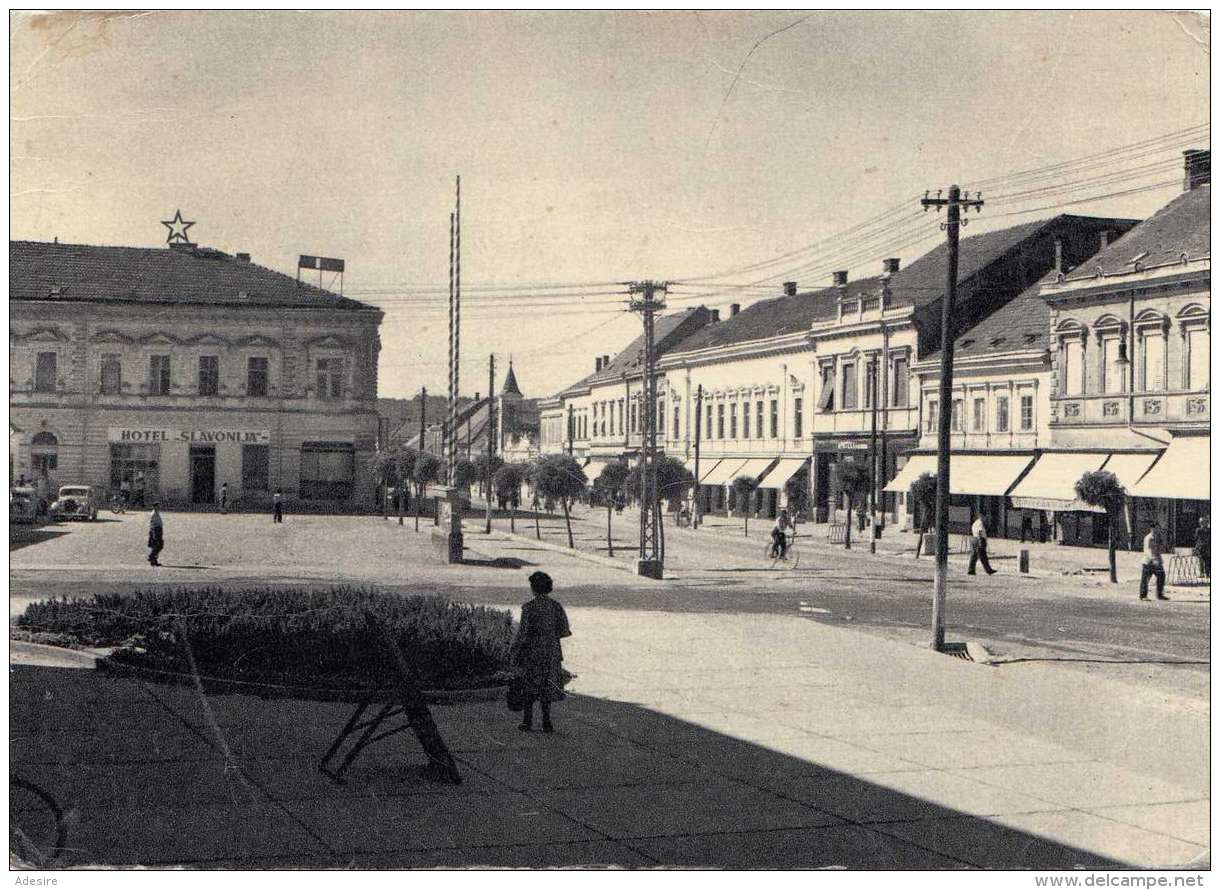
xmin=9 ymin=10 xmax=1211 ymax=399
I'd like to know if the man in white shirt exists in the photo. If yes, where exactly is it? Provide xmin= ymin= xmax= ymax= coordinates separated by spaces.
xmin=967 ymin=514 xmax=997 ymax=575
xmin=770 ymin=508 xmax=795 ymax=560
xmin=1139 ymin=521 xmax=1168 ymax=601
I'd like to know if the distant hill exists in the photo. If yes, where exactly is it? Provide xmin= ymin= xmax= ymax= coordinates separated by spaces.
xmin=378 ymin=395 xmax=478 ymax=437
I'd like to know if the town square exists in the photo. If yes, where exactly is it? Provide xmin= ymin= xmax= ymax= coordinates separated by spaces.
xmin=7 ymin=8 xmax=1212 ymax=880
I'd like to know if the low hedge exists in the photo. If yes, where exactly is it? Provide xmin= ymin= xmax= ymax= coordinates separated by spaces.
xmin=17 ymin=586 xmax=515 ymax=692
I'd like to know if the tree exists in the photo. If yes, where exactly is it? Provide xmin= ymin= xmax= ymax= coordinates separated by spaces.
xmin=594 ymin=460 xmax=631 ymax=556
xmin=368 ymin=450 xmax=397 ymax=520
xmin=532 ymin=454 xmax=588 ymax=549
xmin=524 ymin=459 xmax=543 ymax=540
xmin=474 ymin=453 xmax=505 ymax=498
xmin=784 ymin=465 xmax=811 ymax=519
xmin=1075 ymin=469 xmax=1126 ymax=583
xmin=834 ymin=461 xmax=872 ymax=550
xmin=731 ymin=475 xmax=760 ymax=536
xmin=493 ymin=463 xmax=527 ymax=534
xmin=412 ymin=452 xmax=442 ymax=532
xmin=909 ymin=471 xmax=938 ymax=557
xmin=452 ymin=458 xmax=480 ymax=494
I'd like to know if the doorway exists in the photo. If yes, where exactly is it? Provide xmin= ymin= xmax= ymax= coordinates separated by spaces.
xmin=190 ymin=446 xmax=216 ymax=504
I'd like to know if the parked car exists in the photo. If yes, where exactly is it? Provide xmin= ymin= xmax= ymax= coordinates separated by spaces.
xmin=9 ymin=487 xmax=41 ymax=524
xmin=49 ymin=485 xmax=99 ymax=521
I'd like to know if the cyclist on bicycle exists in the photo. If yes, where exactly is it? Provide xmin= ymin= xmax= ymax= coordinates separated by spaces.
xmin=770 ymin=508 xmax=795 ymax=560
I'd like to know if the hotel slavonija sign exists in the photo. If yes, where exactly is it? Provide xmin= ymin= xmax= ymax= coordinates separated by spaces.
xmin=107 ymin=428 xmax=272 ymax=444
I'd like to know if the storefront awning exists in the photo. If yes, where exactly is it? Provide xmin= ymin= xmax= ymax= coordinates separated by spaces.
xmin=700 ymin=458 xmax=749 ymax=487
xmin=1130 ymin=436 xmax=1210 ymax=500
xmin=882 ymin=453 xmax=1033 ymax=497
xmin=690 ymin=458 xmax=723 ymax=484
xmin=734 ymin=458 xmax=777 ymax=483
xmin=1008 ymin=452 xmax=1108 ymax=513
xmin=758 ymin=457 xmax=810 ymax=490
xmin=1101 ymin=452 xmax=1160 ymax=491
xmin=883 ymin=455 xmax=937 ymax=493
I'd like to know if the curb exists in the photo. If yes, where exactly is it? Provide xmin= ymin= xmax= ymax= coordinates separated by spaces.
xmin=10 ymin=639 xmax=103 ymax=668
xmin=469 ymin=524 xmax=653 ymax=578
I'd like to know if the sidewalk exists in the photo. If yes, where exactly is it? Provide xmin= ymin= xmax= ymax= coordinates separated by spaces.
xmin=11 ymin=601 xmax=1208 ymax=869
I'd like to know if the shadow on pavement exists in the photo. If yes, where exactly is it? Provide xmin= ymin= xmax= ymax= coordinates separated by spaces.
xmin=10 ymin=664 xmax=1133 ymax=869
xmin=460 ymin=556 xmax=535 ymax=570
xmin=9 ymin=528 xmax=71 ymax=552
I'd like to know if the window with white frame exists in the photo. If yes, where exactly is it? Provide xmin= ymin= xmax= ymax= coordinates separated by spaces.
xmin=1100 ymin=335 xmax=1124 ymax=394
xmin=841 ymin=360 xmax=858 ymax=410
xmin=926 ymin=399 xmax=938 ymax=432
xmin=1140 ymin=330 xmax=1165 ymax=391
xmin=742 ymin=401 xmax=751 ymax=439
xmin=972 ymin=397 xmax=985 ymax=432
xmin=996 ymin=395 xmax=1009 ymax=432
xmin=1061 ymin=337 xmax=1085 ymax=395
xmin=729 ymin=402 xmax=737 ymax=439
xmin=951 ymin=399 xmax=963 ymax=432
xmin=891 ymin=356 xmax=909 ymax=407
xmin=1186 ymin=326 xmax=1210 ymax=390
xmin=1020 ymin=394 xmax=1034 ymax=431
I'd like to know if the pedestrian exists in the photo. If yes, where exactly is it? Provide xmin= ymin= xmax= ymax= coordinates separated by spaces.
xmin=967 ymin=514 xmax=997 ymax=575
xmin=147 ymin=503 xmax=164 ymax=567
xmin=1139 ymin=520 xmax=1168 ymax=600
xmin=1194 ymin=516 xmax=1210 ymax=579
xmin=510 ymin=571 xmax=572 ymax=734
xmin=273 ymin=488 xmax=284 ymax=523
xmin=1020 ymin=513 xmax=1033 ymax=544
xmin=219 ymin=482 xmax=228 ymax=514
xmin=17 ymin=474 xmax=26 ymax=487
xmin=856 ymin=505 xmax=867 ymax=533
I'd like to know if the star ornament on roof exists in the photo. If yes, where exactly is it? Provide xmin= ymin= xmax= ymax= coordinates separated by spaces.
xmin=161 ymin=209 xmax=196 ymax=245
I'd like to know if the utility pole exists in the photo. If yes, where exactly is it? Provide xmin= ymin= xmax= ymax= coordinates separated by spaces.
xmin=921 ymin=185 xmax=984 ymax=651
xmin=486 ymin=355 xmax=495 ymax=535
xmin=411 ymin=386 xmax=426 ymax=528
xmin=627 ymin=280 xmax=668 ymax=579
xmin=452 ymin=176 xmax=461 ymax=480
xmin=692 ymin=384 xmax=703 ymax=529
xmin=567 ymin=404 xmax=574 ymax=456
xmin=879 ymin=260 xmax=895 ymax=534
xmin=869 ymin=359 xmax=878 ymax=554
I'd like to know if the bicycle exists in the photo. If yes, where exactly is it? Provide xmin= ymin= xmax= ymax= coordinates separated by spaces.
xmin=109 ymin=492 xmax=127 ymax=514
xmin=10 ymin=776 xmax=69 ymax=867
xmin=764 ymin=531 xmax=801 ymax=569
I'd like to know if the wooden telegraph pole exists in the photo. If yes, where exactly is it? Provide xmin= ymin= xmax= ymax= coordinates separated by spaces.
xmin=414 ymin=387 xmax=427 ymax=531
xmin=692 ymin=384 xmax=703 ymax=529
xmin=628 ymin=280 xmax=667 ymax=578
xmin=920 ymin=186 xmax=984 ymax=651
xmin=485 ymin=355 xmax=495 ymax=535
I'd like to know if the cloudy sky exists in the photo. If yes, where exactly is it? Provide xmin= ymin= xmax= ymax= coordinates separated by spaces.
xmin=10 ymin=10 xmax=1210 ymax=399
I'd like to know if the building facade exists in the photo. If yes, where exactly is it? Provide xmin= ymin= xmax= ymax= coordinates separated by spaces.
xmin=10 ymin=240 xmax=384 ymax=510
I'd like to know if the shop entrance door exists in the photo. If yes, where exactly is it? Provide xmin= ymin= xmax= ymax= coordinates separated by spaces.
xmin=190 ymin=446 xmax=216 ymax=505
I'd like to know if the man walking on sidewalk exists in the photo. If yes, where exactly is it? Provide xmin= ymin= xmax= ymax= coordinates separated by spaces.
xmin=967 ymin=514 xmax=996 ymax=575
xmin=1194 ymin=515 xmax=1210 ymax=579
xmin=1140 ymin=520 xmax=1168 ymax=600
xmin=219 ymin=482 xmax=229 ymax=514
xmin=147 ymin=504 xmax=164 ymax=567
xmin=272 ymin=488 xmax=284 ymax=523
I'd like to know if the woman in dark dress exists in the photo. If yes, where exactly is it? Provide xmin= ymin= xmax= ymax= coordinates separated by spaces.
xmin=510 ymin=572 xmax=572 ymax=733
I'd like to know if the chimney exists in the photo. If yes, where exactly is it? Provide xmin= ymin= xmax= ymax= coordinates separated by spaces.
xmin=882 ymin=258 xmax=900 ymax=275
xmin=603 ymin=354 xmax=610 ymax=369
xmin=235 ymin=252 xmax=251 ymax=263
xmin=832 ymin=270 xmax=848 ymax=287
xmin=1100 ymin=230 xmax=1111 ymax=250
xmin=730 ymin=303 xmax=740 ymax=317
xmin=595 ymin=356 xmax=603 ymax=372
xmin=1054 ymin=238 xmax=1064 ymax=273
xmin=1183 ymin=149 xmax=1210 ymax=191
xmin=710 ymin=308 xmax=720 ymax=322
xmin=474 ymin=392 xmax=480 ymax=401
xmin=783 ymin=281 xmax=798 ymax=297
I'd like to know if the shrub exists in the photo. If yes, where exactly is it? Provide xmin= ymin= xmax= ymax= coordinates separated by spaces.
xmin=17 ymin=586 xmax=515 ymax=692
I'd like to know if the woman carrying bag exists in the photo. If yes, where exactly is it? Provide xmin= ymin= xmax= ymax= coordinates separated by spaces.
xmin=509 ymin=571 xmax=572 ymax=733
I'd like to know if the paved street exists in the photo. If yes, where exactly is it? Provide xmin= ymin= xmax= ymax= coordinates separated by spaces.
xmin=9 ymin=507 xmax=1210 ymax=867
xmin=11 ymin=504 xmax=1210 ymax=703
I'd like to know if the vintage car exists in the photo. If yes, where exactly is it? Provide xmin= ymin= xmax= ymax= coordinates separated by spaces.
xmin=49 ymin=485 xmax=99 ymax=521
xmin=9 ymin=487 xmax=42 ymax=524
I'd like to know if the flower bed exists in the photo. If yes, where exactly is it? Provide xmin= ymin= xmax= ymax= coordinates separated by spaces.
xmin=17 ymin=586 xmax=515 ymax=694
